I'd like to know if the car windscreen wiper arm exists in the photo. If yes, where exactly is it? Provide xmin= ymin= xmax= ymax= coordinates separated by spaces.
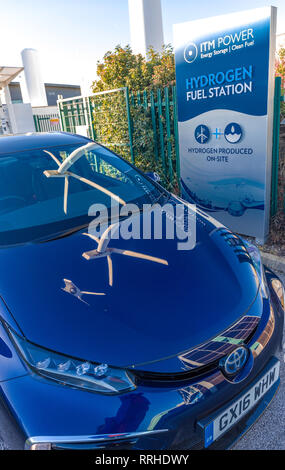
xmin=43 ymin=149 xmax=126 ymax=214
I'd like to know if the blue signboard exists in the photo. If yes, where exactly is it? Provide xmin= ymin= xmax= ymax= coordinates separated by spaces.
xmin=174 ymin=7 xmax=277 ymax=241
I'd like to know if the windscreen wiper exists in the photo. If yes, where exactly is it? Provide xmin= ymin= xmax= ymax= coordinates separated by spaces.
xmin=36 ymin=224 xmax=89 ymax=244
xmin=43 ymin=146 xmax=126 ymax=214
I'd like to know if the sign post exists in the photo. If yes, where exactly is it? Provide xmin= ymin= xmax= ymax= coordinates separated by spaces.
xmin=173 ymin=7 xmax=277 ymax=243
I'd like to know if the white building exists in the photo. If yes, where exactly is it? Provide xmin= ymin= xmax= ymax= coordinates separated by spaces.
xmin=0 ymin=66 xmax=35 ymax=135
xmin=0 ymin=49 xmax=81 ymax=135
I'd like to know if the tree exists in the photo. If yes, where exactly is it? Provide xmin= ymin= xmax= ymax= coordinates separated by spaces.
xmin=275 ymin=46 xmax=285 ymax=117
xmin=271 ymin=46 xmax=285 ymax=246
xmin=275 ymin=46 xmax=285 ymax=86
xmin=92 ymin=44 xmax=175 ymax=93
xmin=90 ymin=45 xmax=178 ymax=192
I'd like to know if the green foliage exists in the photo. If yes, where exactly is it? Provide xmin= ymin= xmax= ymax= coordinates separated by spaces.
xmin=91 ymin=90 xmax=129 ymax=159
xmin=275 ymin=47 xmax=285 ymax=86
xmin=90 ymin=45 xmax=178 ymax=192
xmin=276 ymin=46 xmax=285 ymax=117
xmin=92 ymin=44 xmax=175 ymax=93
xmin=129 ymin=89 xmax=179 ymax=193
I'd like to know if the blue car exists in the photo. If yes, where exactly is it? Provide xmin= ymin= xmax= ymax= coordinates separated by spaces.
xmin=0 ymin=132 xmax=283 ymax=450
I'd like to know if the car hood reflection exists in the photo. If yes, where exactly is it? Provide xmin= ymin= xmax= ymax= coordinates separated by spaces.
xmin=0 ymin=211 xmax=260 ymax=371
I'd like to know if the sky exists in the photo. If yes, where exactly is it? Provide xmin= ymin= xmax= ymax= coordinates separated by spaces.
xmin=1 ymin=0 xmax=285 ymax=91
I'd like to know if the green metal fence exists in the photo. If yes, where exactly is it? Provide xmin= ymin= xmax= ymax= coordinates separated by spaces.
xmin=58 ymin=95 xmax=97 ymax=140
xmin=33 ymin=113 xmax=61 ymax=132
xmin=58 ymin=86 xmax=180 ymax=192
xmin=129 ymin=86 xmax=180 ymax=192
xmin=57 ymin=89 xmax=131 ymax=150
xmin=271 ymin=76 xmax=284 ymax=216
xmin=58 ymin=79 xmax=283 ymax=204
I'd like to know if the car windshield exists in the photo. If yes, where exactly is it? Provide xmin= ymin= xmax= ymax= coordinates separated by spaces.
xmin=0 ymin=142 xmax=162 ymax=247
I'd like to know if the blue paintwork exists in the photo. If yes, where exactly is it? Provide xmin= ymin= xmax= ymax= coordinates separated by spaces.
xmin=0 ymin=287 xmax=282 ymax=449
xmin=0 ymin=132 xmax=89 ymax=156
xmin=0 ymin=320 xmax=28 ymax=381
xmin=0 ymin=132 xmax=283 ymax=449
xmin=0 ymin=206 xmax=259 ymax=369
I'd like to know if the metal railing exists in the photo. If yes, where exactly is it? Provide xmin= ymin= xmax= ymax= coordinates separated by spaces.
xmin=57 ymin=78 xmax=283 ymax=206
xmin=58 ymin=86 xmax=180 ymax=192
xmin=271 ymin=76 xmax=284 ymax=216
xmin=33 ymin=114 xmax=61 ymax=132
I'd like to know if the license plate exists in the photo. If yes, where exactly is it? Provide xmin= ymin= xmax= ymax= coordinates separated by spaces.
xmin=203 ymin=361 xmax=280 ymax=448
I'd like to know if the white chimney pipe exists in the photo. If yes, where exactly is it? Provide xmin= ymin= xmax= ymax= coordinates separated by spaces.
xmin=128 ymin=0 xmax=164 ymax=56
xmin=21 ymin=48 xmax=48 ymax=107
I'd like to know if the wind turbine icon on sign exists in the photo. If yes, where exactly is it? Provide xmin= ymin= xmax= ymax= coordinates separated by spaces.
xmin=195 ymin=125 xmax=210 ymax=144
xmin=82 ymin=223 xmax=169 ymax=287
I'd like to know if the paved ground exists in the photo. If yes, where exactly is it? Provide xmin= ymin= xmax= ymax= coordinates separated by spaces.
xmin=0 ymin=403 xmax=23 ymax=450
xmin=0 ymin=270 xmax=284 ymax=450
xmin=233 ymin=269 xmax=285 ymax=450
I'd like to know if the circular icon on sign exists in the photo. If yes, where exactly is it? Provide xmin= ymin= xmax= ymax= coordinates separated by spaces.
xmin=224 ymin=123 xmax=243 ymax=144
xmin=184 ymin=42 xmax=198 ymax=63
xmin=195 ymin=125 xmax=210 ymax=144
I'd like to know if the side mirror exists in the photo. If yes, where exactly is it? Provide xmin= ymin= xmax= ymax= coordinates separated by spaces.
xmin=145 ymin=172 xmax=161 ymax=183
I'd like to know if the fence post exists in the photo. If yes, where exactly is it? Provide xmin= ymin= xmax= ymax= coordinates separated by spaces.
xmin=150 ymin=90 xmax=159 ymax=162
xmin=70 ymin=102 xmax=77 ymax=133
xmin=33 ymin=115 xmax=39 ymax=132
xmin=164 ymin=87 xmax=173 ymax=184
xmin=57 ymin=95 xmax=65 ymax=131
xmin=137 ymin=91 xmax=141 ymax=106
xmin=125 ymin=87 xmax=135 ymax=164
xmin=172 ymin=86 xmax=181 ymax=195
xmin=61 ymin=102 xmax=70 ymax=132
xmin=76 ymin=101 xmax=82 ymax=126
xmin=157 ymin=88 xmax=167 ymax=178
xmin=86 ymin=97 xmax=96 ymax=140
xmin=143 ymin=90 xmax=148 ymax=111
xmin=271 ymin=76 xmax=281 ymax=216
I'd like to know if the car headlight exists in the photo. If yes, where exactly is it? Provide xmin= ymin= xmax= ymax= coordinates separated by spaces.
xmin=8 ymin=329 xmax=136 ymax=395
xmin=271 ymin=278 xmax=285 ymax=310
xmin=242 ymin=240 xmax=268 ymax=298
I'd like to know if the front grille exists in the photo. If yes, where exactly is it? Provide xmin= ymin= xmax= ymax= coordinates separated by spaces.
xmin=132 ymin=316 xmax=260 ymax=386
xmin=132 ymin=361 xmax=219 ymax=385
